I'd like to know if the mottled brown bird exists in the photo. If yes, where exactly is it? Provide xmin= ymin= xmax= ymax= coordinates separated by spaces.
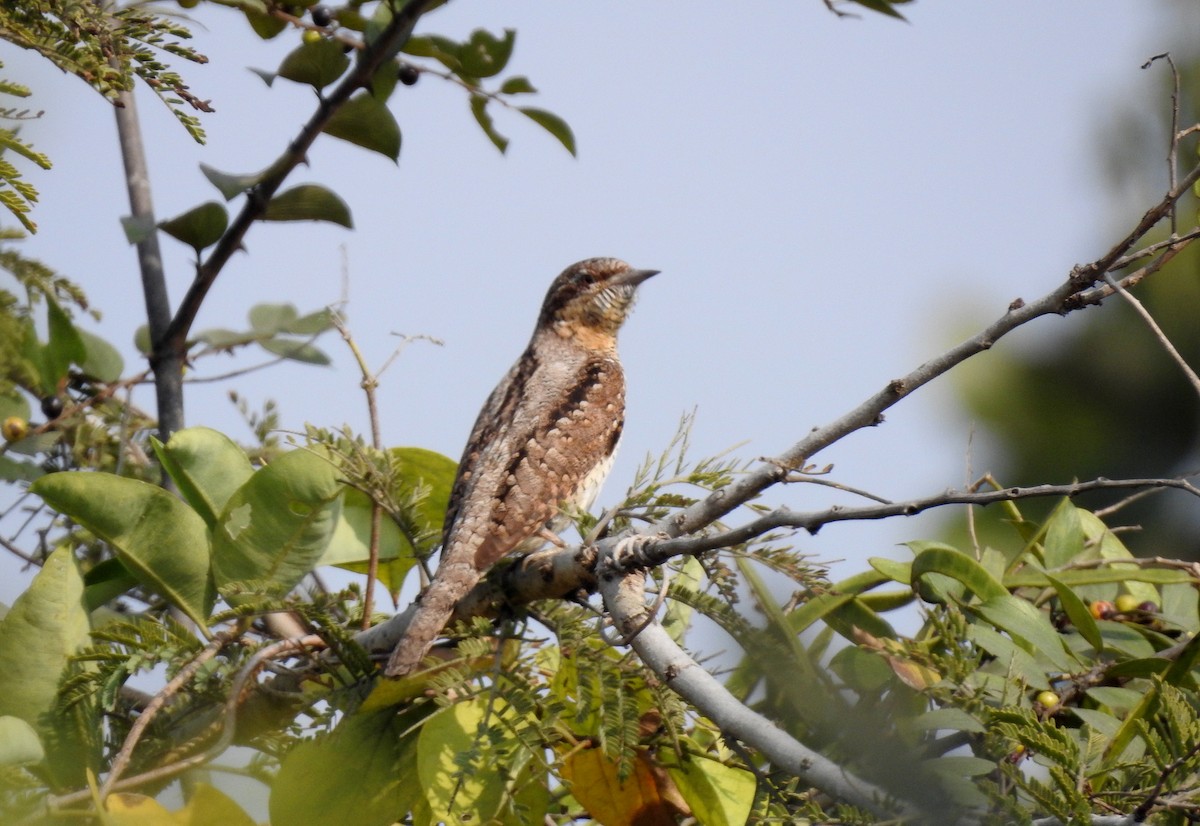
xmin=385 ymin=258 xmax=658 ymax=677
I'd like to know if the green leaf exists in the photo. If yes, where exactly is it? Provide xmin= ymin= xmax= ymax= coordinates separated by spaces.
xmin=386 ymin=447 xmax=456 ymax=559
xmin=0 ymin=548 xmax=90 ymax=726
xmin=42 ymin=298 xmax=85 ymax=393
xmin=249 ymin=303 xmax=300 ymax=334
xmin=1044 ymin=572 xmax=1103 ymax=650
xmin=280 ymin=308 xmax=333 ymax=335
xmin=418 ymin=699 xmax=508 ymax=823
xmin=517 ymin=107 xmax=576 ymax=156
xmin=119 ymin=214 xmax=156 ymax=245
xmin=966 ymin=624 xmax=1050 ymax=690
xmin=910 ymin=544 xmax=1007 ymax=603
xmin=200 ymin=163 xmax=267 ymax=200
xmin=133 ymin=324 xmax=152 ymax=355
xmin=0 ymin=454 xmax=43 ymax=482
xmin=263 ymin=184 xmax=353 ymax=228
xmin=0 ymin=716 xmax=44 ymax=766
xmin=321 ymin=487 xmax=405 ymax=566
xmin=458 ymin=29 xmax=515 ymax=79
xmin=151 ymin=426 xmax=254 ymax=527
xmin=196 ymin=328 xmax=258 ymax=349
xmin=868 ymin=556 xmax=911 ymax=583
xmin=82 ymin=556 xmax=139 ymax=611
xmin=158 ymin=201 xmax=229 ymax=254
xmin=1042 ymin=500 xmax=1084 ymax=568
xmin=910 ymin=707 xmax=986 ymax=734
xmin=974 ymin=594 xmax=1076 ymax=673
xmin=32 ymin=473 xmax=215 ymax=626
xmin=470 ymin=94 xmax=509 ymax=154
xmin=850 ymin=0 xmax=909 ymax=20
xmin=244 ymin=7 xmax=288 ymax=39
xmin=212 ymin=448 xmax=343 ymax=603
xmin=499 ymin=76 xmax=536 ymax=95
xmin=403 ymin=34 xmax=463 ymax=72
xmin=271 ymin=709 xmax=425 ymax=826
xmin=277 ymin=38 xmax=350 ymax=89
xmin=322 ymin=92 xmax=402 ymax=161
xmin=666 ymin=756 xmax=755 ymax=826
xmin=0 ymin=387 xmax=30 ymax=422
xmin=1004 ymin=567 xmax=1192 ymax=588
xmin=76 ymin=328 xmax=124 ymax=383
xmin=322 ymin=447 xmax=455 ymax=598
xmin=259 ymin=337 xmax=331 ymax=365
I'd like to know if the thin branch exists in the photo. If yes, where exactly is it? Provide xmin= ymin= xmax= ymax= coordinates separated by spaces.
xmin=1103 ymin=272 xmax=1200 ymax=399
xmin=609 ymin=476 xmax=1200 ymax=569
xmin=161 ymin=0 xmax=436 ymax=360
xmin=640 ymin=160 xmax=1200 ymax=553
xmin=54 ymin=635 xmax=325 ymax=809
xmin=332 ymin=312 xmax=384 ymax=629
xmin=99 ymin=631 xmax=235 ymax=798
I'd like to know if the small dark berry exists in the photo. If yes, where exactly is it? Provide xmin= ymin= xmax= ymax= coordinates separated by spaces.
xmin=40 ymin=396 xmax=63 ymax=419
xmin=1137 ymin=601 xmax=1159 ymax=613
xmin=397 ymin=63 xmax=420 ymax=86
xmin=310 ymin=5 xmax=332 ymax=27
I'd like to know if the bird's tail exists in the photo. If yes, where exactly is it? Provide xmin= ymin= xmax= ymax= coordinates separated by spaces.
xmin=384 ymin=559 xmax=482 ymax=677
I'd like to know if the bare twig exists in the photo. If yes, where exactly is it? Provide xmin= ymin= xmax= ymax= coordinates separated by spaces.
xmin=1103 ymin=272 xmax=1200 ymax=399
xmin=332 ymin=313 xmax=385 ymax=630
xmin=99 ymin=631 xmax=236 ymax=798
xmin=55 ymin=635 xmax=325 ymax=809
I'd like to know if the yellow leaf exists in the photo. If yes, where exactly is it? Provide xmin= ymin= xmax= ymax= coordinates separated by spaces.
xmin=562 ymin=748 xmax=679 ymax=826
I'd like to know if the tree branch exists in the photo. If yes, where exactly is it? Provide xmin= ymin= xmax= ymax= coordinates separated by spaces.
xmin=112 ymin=82 xmax=184 ymax=443
xmin=596 ymin=567 xmax=931 ymax=822
xmin=160 ymin=0 xmax=435 ymax=362
xmin=652 ymin=161 xmax=1200 ymax=548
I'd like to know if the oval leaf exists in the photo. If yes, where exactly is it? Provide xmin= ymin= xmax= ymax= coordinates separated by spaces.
xmin=322 ymin=92 xmax=402 ymax=161
xmin=277 ymin=38 xmax=350 ymax=89
xmin=212 ymin=449 xmax=343 ymax=603
xmin=76 ymin=328 xmax=124 ymax=383
xmin=200 ymin=163 xmax=267 ymax=201
xmin=263 ymin=185 xmax=353 ymax=228
xmin=459 ymin=28 xmax=515 ymax=79
xmin=0 ymin=716 xmax=45 ymax=766
xmin=0 ymin=549 xmax=90 ymax=726
xmin=158 ymin=201 xmax=228 ymax=253
xmin=271 ymin=710 xmax=422 ymax=826
xmin=151 ymin=426 xmax=254 ymax=527
xmin=518 ymin=106 xmax=576 ymax=156
xmin=1044 ymin=572 xmax=1103 ymax=651
xmin=667 ymin=756 xmax=755 ymax=826
xmin=32 ymin=472 xmax=215 ymax=626
xmin=259 ymin=337 xmax=331 ymax=365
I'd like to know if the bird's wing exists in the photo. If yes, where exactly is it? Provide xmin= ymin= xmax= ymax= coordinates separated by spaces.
xmin=442 ymin=353 xmax=625 ymax=571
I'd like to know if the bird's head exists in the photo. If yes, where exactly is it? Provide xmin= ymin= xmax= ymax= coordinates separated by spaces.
xmin=537 ymin=258 xmax=659 ymax=344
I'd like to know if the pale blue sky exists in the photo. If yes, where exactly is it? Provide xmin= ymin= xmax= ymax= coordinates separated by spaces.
xmin=2 ymin=1 xmax=1182 ymax=609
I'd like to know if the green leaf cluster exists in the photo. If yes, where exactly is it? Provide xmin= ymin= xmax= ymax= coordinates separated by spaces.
xmin=0 ymin=2 xmax=210 ymax=143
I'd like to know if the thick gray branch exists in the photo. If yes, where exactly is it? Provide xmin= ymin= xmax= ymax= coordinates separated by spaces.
xmin=597 ymin=567 xmax=931 ymax=821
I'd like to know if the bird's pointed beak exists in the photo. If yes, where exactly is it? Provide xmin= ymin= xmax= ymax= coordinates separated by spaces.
xmin=622 ymin=268 xmax=660 ymax=287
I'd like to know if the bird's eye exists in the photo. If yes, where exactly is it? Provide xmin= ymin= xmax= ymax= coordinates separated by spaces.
xmin=575 ymin=270 xmax=596 ymax=285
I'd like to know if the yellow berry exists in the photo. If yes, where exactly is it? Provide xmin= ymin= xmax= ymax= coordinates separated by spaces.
xmin=302 ymin=29 xmax=324 ymax=45
xmin=1115 ymin=594 xmax=1141 ymax=614
xmin=1036 ymin=690 xmax=1061 ymax=710
xmin=2 ymin=416 xmax=28 ymax=443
